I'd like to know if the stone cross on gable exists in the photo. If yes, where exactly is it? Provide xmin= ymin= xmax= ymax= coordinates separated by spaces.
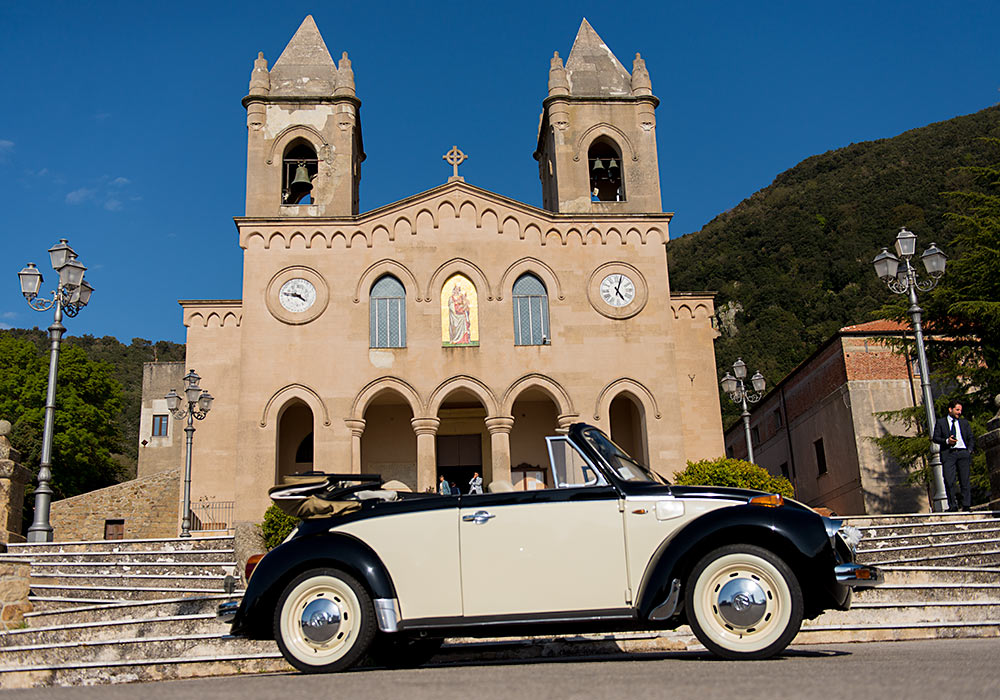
xmin=443 ymin=146 xmax=468 ymax=182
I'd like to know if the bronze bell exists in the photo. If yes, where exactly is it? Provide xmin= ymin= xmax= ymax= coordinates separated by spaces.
xmin=607 ymin=158 xmax=620 ymax=178
xmin=591 ymin=158 xmax=606 ymax=175
xmin=289 ymin=163 xmax=313 ymax=200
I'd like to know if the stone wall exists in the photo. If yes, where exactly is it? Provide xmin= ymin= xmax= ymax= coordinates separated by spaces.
xmin=0 ymin=560 xmax=31 ymax=629
xmin=50 ymin=470 xmax=180 ymax=542
xmin=0 ymin=420 xmax=30 ymax=544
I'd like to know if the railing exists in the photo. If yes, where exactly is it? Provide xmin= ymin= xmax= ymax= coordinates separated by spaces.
xmin=189 ymin=501 xmax=235 ymax=531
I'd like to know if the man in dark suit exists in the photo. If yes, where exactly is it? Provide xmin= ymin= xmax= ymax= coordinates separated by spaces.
xmin=932 ymin=400 xmax=975 ymax=511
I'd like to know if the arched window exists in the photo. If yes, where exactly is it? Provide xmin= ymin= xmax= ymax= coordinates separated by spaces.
xmin=513 ymin=273 xmax=550 ymax=346
xmin=370 ymin=275 xmax=406 ymax=348
xmin=282 ymin=141 xmax=318 ymax=204
xmin=588 ymin=138 xmax=625 ymax=202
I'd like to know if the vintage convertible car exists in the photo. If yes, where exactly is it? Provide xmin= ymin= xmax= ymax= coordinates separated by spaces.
xmin=220 ymin=423 xmax=881 ymax=672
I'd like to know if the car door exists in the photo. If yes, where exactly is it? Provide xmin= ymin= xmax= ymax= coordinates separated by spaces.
xmin=458 ymin=436 xmax=629 ymax=618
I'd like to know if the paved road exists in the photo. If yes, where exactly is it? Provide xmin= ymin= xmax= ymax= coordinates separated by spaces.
xmin=7 ymin=638 xmax=1000 ymax=699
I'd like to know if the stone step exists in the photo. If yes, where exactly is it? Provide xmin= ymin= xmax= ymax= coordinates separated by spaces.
xmin=796 ymin=621 xmax=1000 ymax=644
xmin=859 ymin=526 xmax=1000 ymax=547
xmin=4 ymin=536 xmax=234 ymax=555
xmin=0 ymin=550 xmax=236 ymax=564
xmin=858 ymin=534 xmax=1000 ymax=554
xmin=0 ymin=632 xmax=280 ymax=670
xmin=23 ymin=594 xmax=238 ymax=628
xmin=0 ymin=612 xmax=226 ymax=647
xmin=30 ymin=573 xmax=229 ymax=590
xmin=808 ymin=601 xmax=1000 ymax=627
xmin=854 ymin=583 xmax=1000 ymax=604
xmin=875 ymin=566 xmax=1000 ymax=584
xmin=844 ymin=511 xmax=1000 ymax=528
xmin=857 ymin=542 xmax=1000 ymax=566
xmin=28 ymin=562 xmax=236 ymax=577
xmin=29 ymin=584 xmax=233 ymax=603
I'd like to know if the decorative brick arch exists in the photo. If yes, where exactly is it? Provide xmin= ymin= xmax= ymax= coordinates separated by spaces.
xmin=496 ymin=258 xmax=564 ymax=301
xmin=428 ymin=375 xmax=499 ymax=416
xmin=501 ymin=374 xmax=574 ymax=416
xmin=260 ymin=383 xmax=332 ymax=428
xmin=353 ymin=260 xmax=421 ymax=303
xmin=350 ymin=377 xmax=424 ymax=421
xmin=426 ymin=258 xmax=492 ymax=303
xmin=593 ymin=378 xmax=661 ymax=421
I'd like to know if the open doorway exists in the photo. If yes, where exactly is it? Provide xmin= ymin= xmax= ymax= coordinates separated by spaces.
xmin=437 ymin=434 xmax=481 ymax=495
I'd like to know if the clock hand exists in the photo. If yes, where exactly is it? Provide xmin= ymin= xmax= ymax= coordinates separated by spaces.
xmin=615 ymin=275 xmax=623 ymax=294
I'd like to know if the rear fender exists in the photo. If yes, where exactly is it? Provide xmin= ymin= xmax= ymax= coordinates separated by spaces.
xmin=231 ymin=531 xmax=396 ymax=639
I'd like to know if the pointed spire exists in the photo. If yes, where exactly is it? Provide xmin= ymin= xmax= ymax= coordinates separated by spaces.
xmin=631 ymin=53 xmax=652 ymax=96
xmin=335 ymin=51 xmax=355 ymax=96
xmin=269 ymin=15 xmax=338 ymax=96
xmin=564 ymin=18 xmax=631 ymax=97
xmin=249 ymin=51 xmax=270 ymax=96
xmin=548 ymin=51 xmax=570 ymax=96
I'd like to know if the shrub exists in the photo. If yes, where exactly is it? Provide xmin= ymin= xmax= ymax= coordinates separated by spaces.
xmin=674 ymin=457 xmax=794 ymax=498
xmin=261 ymin=504 xmax=299 ymax=550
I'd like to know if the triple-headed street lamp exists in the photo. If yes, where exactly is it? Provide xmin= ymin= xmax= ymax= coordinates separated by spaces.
xmin=165 ymin=370 xmax=214 ymax=538
xmin=872 ymin=227 xmax=949 ymax=512
xmin=721 ymin=358 xmax=766 ymax=463
xmin=18 ymin=239 xmax=94 ymax=543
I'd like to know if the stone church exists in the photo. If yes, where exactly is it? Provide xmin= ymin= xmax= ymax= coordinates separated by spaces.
xmin=136 ymin=16 xmax=724 ymax=526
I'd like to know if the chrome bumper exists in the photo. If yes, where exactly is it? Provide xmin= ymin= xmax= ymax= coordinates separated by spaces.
xmin=835 ymin=562 xmax=884 ymax=588
xmin=217 ymin=600 xmax=240 ymax=624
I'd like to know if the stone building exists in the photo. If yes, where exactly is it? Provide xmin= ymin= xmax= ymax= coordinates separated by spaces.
xmin=137 ymin=16 xmax=724 ymax=525
xmin=723 ymin=320 xmax=929 ymax=515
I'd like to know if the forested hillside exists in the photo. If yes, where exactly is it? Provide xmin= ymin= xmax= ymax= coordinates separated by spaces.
xmin=667 ymin=105 xmax=1000 ymax=422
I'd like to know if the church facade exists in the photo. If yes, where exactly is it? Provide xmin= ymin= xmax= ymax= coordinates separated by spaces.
xmin=138 ymin=17 xmax=724 ymax=524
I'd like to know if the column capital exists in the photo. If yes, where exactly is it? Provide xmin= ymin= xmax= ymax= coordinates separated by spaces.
xmin=411 ymin=417 xmax=441 ymax=436
xmin=485 ymin=416 xmax=515 ymax=435
xmin=344 ymin=418 xmax=366 ymax=437
xmin=557 ymin=413 xmax=580 ymax=431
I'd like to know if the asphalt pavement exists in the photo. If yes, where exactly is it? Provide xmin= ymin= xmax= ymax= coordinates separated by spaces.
xmin=5 ymin=638 xmax=999 ymax=699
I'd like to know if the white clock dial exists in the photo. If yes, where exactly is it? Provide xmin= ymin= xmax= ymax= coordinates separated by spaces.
xmin=599 ymin=274 xmax=635 ymax=308
xmin=278 ymin=278 xmax=317 ymax=312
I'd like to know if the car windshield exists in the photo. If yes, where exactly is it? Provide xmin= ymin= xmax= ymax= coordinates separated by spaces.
xmin=580 ymin=427 xmax=669 ymax=484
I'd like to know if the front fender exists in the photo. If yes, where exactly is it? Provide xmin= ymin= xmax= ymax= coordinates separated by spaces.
xmin=635 ymin=504 xmax=837 ymax=620
xmin=230 ymin=530 xmax=396 ymax=639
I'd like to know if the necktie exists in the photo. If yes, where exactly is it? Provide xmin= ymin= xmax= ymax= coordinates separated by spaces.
xmin=950 ymin=419 xmax=957 ymax=439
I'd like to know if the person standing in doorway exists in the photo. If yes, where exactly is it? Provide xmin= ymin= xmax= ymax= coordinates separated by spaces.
xmin=438 ymin=474 xmax=451 ymax=495
xmin=932 ymin=400 xmax=975 ymax=511
xmin=469 ymin=471 xmax=483 ymax=494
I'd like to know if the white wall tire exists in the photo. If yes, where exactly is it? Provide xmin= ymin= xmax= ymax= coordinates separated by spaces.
xmin=685 ymin=544 xmax=803 ymax=660
xmin=274 ymin=568 xmax=376 ymax=673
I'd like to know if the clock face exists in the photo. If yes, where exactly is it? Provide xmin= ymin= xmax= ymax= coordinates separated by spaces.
xmin=278 ymin=278 xmax=317 ymax=312
xmin=600 ymin=274 xmax=636 ymax=308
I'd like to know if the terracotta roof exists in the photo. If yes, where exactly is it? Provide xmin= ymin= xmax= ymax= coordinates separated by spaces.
xmin=839 ymin=319 xmax=910 ymax=333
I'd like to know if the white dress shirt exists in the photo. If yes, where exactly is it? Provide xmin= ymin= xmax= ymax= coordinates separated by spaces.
xmin=949 ymin=416 xmax=967 ymax=450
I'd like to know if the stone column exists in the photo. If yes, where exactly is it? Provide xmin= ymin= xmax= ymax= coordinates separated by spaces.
xmin=557 ymin=413 xmax=581 ymax=433
xmin=344 ymin=419 xmax=366 ymax=474
xmin=0 ymin=420 xmax=30 ymax=545
xmin=485 ymin=416 xmax=515 ymax=486
xmin=982 ymin=395 xmax=1000 ymax=508
xmin=411 ymin=418 xmax=440 ymax=493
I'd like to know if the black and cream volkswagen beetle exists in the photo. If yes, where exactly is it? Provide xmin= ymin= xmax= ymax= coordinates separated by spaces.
xmin=220 ymin=423 xmax=881 ymax=672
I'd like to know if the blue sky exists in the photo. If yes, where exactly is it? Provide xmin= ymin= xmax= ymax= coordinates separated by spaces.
xmin=1 ymin=1 xmax=997 ymax=344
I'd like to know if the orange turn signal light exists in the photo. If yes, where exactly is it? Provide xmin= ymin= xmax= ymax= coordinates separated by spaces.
xmin=749 ymin=493 xmax=785 ymax=508
xmin=245 ymin=553 xmax=265 ymax=581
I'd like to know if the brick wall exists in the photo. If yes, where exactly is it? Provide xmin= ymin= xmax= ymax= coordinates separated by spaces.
xmin=50 ymin=470 xmax=180 ymax=542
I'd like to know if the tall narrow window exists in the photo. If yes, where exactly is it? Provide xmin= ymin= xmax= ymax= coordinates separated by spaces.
xmin=370 ymin=275 xmax=406 ymax=348
xmin=814 ymin=438 xmax=827 ymax=475
xmin=513 ymin=273 xmax=550 ymax=346
xmin=152 ymin=415 xmax=169 ymax=437
xmin=588 ymin=138 xmax=625 ymax=202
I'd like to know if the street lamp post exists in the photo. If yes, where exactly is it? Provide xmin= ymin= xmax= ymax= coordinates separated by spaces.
xmin=166 ymin=370 xmax=214 ymax=537
xmin=18 ymin=239 xmax=94 ymax=543
xmin=872 ymin=227 xmax=949 ymax=512
xmin=721 ymin=358 xmax=766 ymax=463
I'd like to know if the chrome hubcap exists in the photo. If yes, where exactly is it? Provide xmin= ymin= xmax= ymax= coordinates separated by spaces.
xmin=300 ymin=597 xmax=342 ymax=644
xmin=716 ymin=577 xmax=767 ymax=628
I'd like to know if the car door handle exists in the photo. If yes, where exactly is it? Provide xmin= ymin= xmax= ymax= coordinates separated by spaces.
xmin=462 ymin=510 xmax=496 ymax=524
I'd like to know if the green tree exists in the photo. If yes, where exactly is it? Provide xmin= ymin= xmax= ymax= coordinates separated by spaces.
xmin=0 ymin=335 xmax=127 ymax=508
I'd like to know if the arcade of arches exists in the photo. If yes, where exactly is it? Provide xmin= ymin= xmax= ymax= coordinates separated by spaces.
xmin=272 ymin=382 xmax=650 ymax=494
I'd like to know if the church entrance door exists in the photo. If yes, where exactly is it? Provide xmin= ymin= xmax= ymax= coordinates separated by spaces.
xmin=437 ymin=434 xmax=481 ymax=495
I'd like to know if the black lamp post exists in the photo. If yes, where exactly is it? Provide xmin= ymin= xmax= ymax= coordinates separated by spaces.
xmin=166 ymin=370 xmax=214 ymax=537
xmin=872 ymin=227 xmax=948 ymax=512
xmin=721 ymin=358 xmax=766 ymax=463
xmin=18 ymin=239 xmax=94 ymax=542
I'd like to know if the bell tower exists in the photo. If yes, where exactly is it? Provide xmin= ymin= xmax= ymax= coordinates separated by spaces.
xmin=534 ymin=20 xmax=661 ymax=214
xmin=243 ymin=15 xmax=364 ymax=217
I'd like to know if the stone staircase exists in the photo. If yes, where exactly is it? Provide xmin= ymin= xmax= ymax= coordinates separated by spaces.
xmin=1 ymin=511 xmax=997 ymax=687
xmin=0 ymin=536 xmax=290 ymax=688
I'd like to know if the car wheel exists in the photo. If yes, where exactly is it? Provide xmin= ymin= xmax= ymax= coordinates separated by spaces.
xmin=368 ymin=634 xmax=444 ymax=668
xmin=685 ymin=544 xmax=803 ymax=660
xmin=274 ymin=567 xmax=376 ymax=673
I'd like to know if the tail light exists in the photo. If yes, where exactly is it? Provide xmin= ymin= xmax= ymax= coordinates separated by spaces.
xmin=245 ymin=553 xmax=265 ymax=581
